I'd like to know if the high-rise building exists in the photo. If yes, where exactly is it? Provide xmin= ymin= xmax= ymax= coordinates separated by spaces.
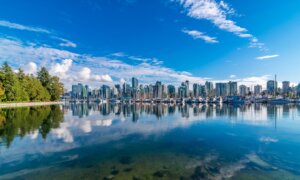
xmin=167 ymin=85 xmax=176 ymax=98
xmin=216 ymin=83 xmax=229 ymax=97
xmin=178 ymin=86 xmax=185 ymax=98
xmin=254 ymin=85 xmax=262 ymax=95
xmin=282 ymin=81 xmax=290 ymax=94
xmin=154 ymin=81 xmax=162 ymax=99
xmin=162 ymin=84 xmax=168 ymax=98
xmin=267 ymin=80 xmax=278 ymax=95
xmin=132 ymin=77 xmax=138 ymax=89
xmin=228 ymin=81 xmax=238 ymax=96
xmin=101 ymin=85 xmax=111 ymax=99
xmin=205 ymin=81 xmax=214 ymax=97
xmin=200 ymin=85 xmax=206 ymax=97
xmin=71 ymin=84 xmax=79 ymax=99
xmin=115 ymin=84 xmax=121 ymax=98
xmin=179 ymin=81 xmax=189 ymax=98
xmin=122 ymin=83 xmax=131 ymax=98
xmin=239 ymin=85 xmax=248 ymax=97
xmin=297 ymin=83 xmax=300 ymax=97
xmin=193 ymin=83 xmax=200 ymax=98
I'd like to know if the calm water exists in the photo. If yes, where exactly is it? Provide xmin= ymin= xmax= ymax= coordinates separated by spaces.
xmin=1 ymin=103 xmax=300 ymax=179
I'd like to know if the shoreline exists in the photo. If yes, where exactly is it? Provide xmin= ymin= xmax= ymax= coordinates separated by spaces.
xmin=0 ymin=101 xmax=63 ymax=108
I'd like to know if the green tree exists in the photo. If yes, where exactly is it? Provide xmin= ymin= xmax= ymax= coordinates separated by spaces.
xmin=17 ymin=68 xmax=29 ymax=101
xmin=24 ymin=75 xmax=50 ymax=101
xmin=38 ymin=67 xmax=63 ymax=101
xmin=0 ymin=62 xmax=23 ymax=102
xmin=37 ymin=67 xmax=51 ymax=89
xmin=49 ymin=76 xmax=64 ymax=101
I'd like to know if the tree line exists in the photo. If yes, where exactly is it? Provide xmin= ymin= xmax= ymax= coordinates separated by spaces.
xmin=0 ymin=62 xmax=64 ymax=102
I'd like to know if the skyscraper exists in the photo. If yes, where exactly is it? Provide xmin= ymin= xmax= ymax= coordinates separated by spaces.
xmin=239 ymin=85 xmax=248 ymax=97
xmin=228 ymin=81 xmax=238 ymax=96
xmin=205 ymin=81 xmax=214 ymax=97
xmin=132 ymin=77 xmax=138 ymax=89
xmin=154 ymin=81 xmax=162 ymax=99
xmin=282 ymin=81 xmax=290 ymax=94
xmin=167 ymin=85 xmax=176 ymax=98
xmin=193 ymin=83 xmax=200 ymax=98
xmin=267 ymin=80 xmax=277 ymax=95
xmin=216 ymin=83 xmax=229 ymax=97
xmin=254 ymin=85 xmax=262 ymax=95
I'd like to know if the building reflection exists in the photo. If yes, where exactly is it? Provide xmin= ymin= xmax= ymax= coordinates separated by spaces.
xmin=64 ymin=103 xmax=300 ymax=123
xmin=1 ymin=103 xmax=300 ymax=148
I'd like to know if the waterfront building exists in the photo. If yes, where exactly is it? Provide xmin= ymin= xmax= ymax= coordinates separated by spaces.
xmin=239 ymin=85 xmax=248 ymax=97
xmin=167 ymin=85 xmax=176 ymax=98
xmin=178 ymin=86 xmax=185 ymax=98
xmin=254 ymin=85 xmax=262 ymax=95
xmin=162 ymin=84 xmax=168 ymax=98
xmin=282 ymin=81 xmax=290 ymax=95
xmin=267 ymin=80 xmax=278 ymax=95
xmin=228 ymin=81 xmax=238 ymax=96
xmin=132 ymin=77 xmax=138 ymax=89
xmin=205 ymin=81 xmax=214 ymax=97
xmin=122 ymin=83 xmax=131 ymax=98
xmin=296 ymin=83 xmax=300 ymax=97
xmin=154 ymin=81 xmax=162 ymax=99
xmin=193 ymin=83 xmax=200 ymax=98
xmin=200 ymin=85 xmax=206 ymax=97
xmin=101 ymin=85 xmax=111 ymax=99
xmin=216 ymin=83 xmax=229 ymax=97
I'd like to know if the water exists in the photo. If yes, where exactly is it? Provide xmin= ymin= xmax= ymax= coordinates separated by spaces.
xmin=1 ymin=103 xmax=300 ymax=179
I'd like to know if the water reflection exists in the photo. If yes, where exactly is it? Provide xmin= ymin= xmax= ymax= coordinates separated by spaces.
xmin=1 ymin=103 xmax=300 ymax=148
xmin=0 ymin=105 xmax=63 ymax=147
xmin=1 ymin=103 xmax=300 ymax=179
xmin=65 ymin=103 xmax=300 ymax=123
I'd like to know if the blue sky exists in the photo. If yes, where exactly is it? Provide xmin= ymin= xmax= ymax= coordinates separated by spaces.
xmin=1 ymin=0 xmax=300 ymax=89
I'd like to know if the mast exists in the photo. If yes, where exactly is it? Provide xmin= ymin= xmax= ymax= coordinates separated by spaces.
xmin=274 ymin=74 xmax=277 ymax=97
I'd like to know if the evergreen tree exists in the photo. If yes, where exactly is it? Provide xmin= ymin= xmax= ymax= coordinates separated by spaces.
xmin=0 ymin=63 xmax=63 ymax=102
xmin=0 ymin=62 xmax=23 ymax=102
xmin=49 ymin=76 xmax=64 ymax=101
xmin=38 ymin=67 xmax=63 ymax=101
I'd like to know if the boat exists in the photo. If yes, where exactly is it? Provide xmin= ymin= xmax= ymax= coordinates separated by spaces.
xmin=268 ymin=98 xmax=293 ymax=104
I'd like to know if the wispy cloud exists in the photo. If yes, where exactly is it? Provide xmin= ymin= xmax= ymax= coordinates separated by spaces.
xmin=0 ymin=20 xmax=50 ymax=33
xmin=256 ymin=54 xmax=279 ymax=60
xmin=0 ymin=36 xmax=274 ymax=89
xmin=182 ymin=29 xmax=218 ymax=43
xmin=229 ymin=74 xmax=236 ymax=78
xmin=56 ymin=38 xmax=77 ymax=48
xmin=176 ymin=0 xmax=266 ymax=50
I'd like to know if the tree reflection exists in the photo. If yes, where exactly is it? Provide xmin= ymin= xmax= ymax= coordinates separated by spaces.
xmin=0 ymin=105 xmax=64 ymax=147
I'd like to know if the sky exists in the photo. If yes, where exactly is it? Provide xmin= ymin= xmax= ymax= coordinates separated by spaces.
xmin=1 ymin=0 xmax=300 ymax=90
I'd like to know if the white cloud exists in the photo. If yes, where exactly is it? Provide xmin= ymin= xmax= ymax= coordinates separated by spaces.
xmin=111 ymin=52 xmax=126 ymax=57
xmin=183 ymin=29 xmax=218 ymax=43
xmin=22 ymin=61 xmax=37 ymax=75
xmin=177 ymin=0 xmax=266 ymax=50
xmin=0 ymin=36 xmax=276 ymax=90
xmin=78 ymin=67 xmax=91 ymax=80
xmin=58 ymin=38 xmax=77 ymax=48
xmin=0 ymin=20 xmax=50 ymax=33
xmin=178 ymin=0 xmax=246 ymax=35
xmin=256 ymin=54 xmax=279 ymax=60
xmin=92 ymin=74 xmax=113 ymax=82
xmin=78 ymin=67 xmax=113 ymax=83
xmin=229 ymin=74 xmax=236 ymax=78
xmin=50 ymin=59 xmax=73 ymax=79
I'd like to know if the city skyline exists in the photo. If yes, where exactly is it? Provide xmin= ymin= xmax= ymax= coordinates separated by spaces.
xmin=1 ymin=0 xmax=300 ymax=89
xmin=69 ymin=77 xmax=300 ymax=100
